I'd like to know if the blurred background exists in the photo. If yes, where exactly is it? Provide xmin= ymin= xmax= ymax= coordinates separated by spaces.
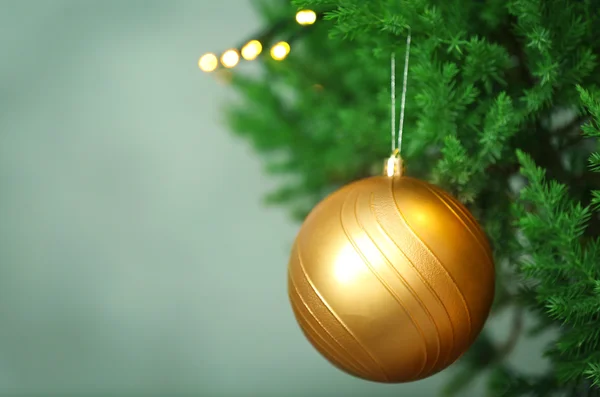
xmin=0 ymin=1 xmax=551 ymax=396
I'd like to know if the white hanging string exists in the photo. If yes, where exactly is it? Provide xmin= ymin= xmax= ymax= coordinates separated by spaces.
xmin=391 ymin=52 xmax=396 ymax=153
xmin=398 ymin=30 xmax=411 ymax=154
xmin=390 ymin=29 xmax=412 ymax=155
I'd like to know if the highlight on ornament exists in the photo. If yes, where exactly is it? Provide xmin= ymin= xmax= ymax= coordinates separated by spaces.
xmin=220 ymin=49 xmax=240 ymax=68
xmin=241 ymin=40 xmax=263 ymax=60
xmin=295 ymin=9 xmax=317 ymax=25
xmin=271 ymin=41 xmax=291 ymax=61
xmin=198 ymin=52 xmax=218 ymax=72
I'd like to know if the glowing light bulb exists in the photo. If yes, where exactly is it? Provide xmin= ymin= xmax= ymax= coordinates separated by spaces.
xmin=270 ymin=41 xmax=290 ymax=61
xmin=296 ymin=10 xmax=317 ymax=25
xmin=220 ymin=49 xmax=240 ymax=68
xmin=198 ymin=53 xmax=218 ymax=72
xmin=241 ymin=40 xmax=262 ymax=60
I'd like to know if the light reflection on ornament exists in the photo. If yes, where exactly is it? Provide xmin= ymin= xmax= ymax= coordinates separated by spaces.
xmin=333 ymin=244 xmax=366 ymax=284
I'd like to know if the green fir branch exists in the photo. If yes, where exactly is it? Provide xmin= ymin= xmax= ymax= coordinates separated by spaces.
xmin=514 ymin=148 xmax=600 ymax=389
xmin=224 ymin=0 xmax=600 ymax=395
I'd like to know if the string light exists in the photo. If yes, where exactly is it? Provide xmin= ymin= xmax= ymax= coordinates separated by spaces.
xmin=270 ymin=41 xmax=290 ymax=61
xmin=241 ymin=40 xmax=262 ymax=61
xmin=295 ymin=10 xmax=316 ymax=25
xmin=199 ymin=10 xmax=322 ymax=71
xmin=220 ymin=49 xmax=240 ymax=68
xmin=198 ymin=53 xmax=218 ymax=72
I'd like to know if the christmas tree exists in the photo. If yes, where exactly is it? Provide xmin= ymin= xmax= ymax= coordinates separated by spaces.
xmin=203 ymin=0 xmax=600 ymax=395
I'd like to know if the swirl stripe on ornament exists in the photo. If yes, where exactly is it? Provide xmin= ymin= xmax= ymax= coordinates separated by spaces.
xmin=293 ymin=241 xmax=389 ymax=381
xmin=390 ymin=182 xmax=472 ymax=349
xmin=425 ymin=185 xmax=494 ymax=266
xmin=351 ymin=189 xmax=437 ymax=376
xmin=290 ymin=300 xmax=370 ymax=379
xmin=368 ymin=192 xmax=455 ymax=372
xmin=289 ymin=288 xmax=370 ymax=379
xmin=288 ymin=270 xmax=375 ymax=378
xmin=429 ymin=184 xmax=488 ymax=245
xmin=385 ymin=180 xmax=472 ymax=359
xmin=358 ymin=190 xmax=444 ymax=375
xmin=429 ymin=184 xmax=489 ymax=248
xmin=293 ymin=310 xmax=366 ymax=379
xmin=340 ymin=187 xmax=428 ymax=379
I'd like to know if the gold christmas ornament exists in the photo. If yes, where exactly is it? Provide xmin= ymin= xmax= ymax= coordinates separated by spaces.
xmin=287 ymin=159 xmax=495 ymax=383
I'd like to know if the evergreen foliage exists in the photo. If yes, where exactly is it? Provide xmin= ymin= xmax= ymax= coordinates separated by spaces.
xmin=225 ymin=0 xmax=600 ymax=395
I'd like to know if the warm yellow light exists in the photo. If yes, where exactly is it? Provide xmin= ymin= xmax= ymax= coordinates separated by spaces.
xmin=220 ymin=49 xmax=240 ymax=68
xmin=296 ymin=9 xmax=317 ymax=25
xmin=198 ymin=53 xmax=218 ymax=72
xmin=241 ymin=40 xmax=262 ymax=60
xmin=270 ymin=41 xmax=290 ymax=61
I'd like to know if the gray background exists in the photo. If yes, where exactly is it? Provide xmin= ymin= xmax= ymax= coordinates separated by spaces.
xmin=0 ymin=1 xmax=550 ymax=395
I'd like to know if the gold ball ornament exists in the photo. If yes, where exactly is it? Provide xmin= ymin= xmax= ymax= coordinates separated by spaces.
xmin=287 ymin=157 xmax=495 ymax=383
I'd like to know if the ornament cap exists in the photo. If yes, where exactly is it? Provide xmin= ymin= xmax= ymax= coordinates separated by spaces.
xmin=384 ymin=149 xmax=405 ymax=177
